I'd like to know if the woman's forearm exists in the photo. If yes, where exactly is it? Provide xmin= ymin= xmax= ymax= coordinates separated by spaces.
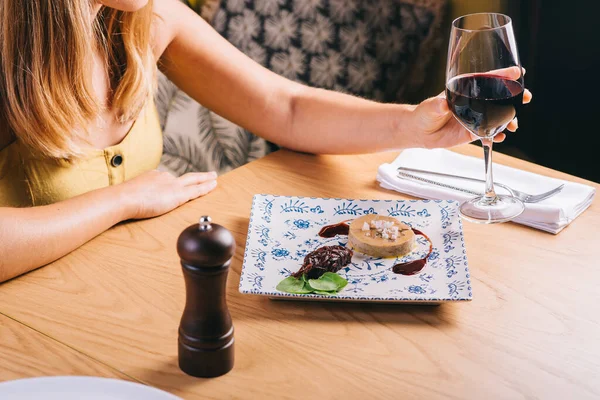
xmin=0 ymin=168 xmax=219 ymax=283
xmin=0 ymin=185 xmax=131 ymax=283
xmin=277 ymin=85 xmax=417 ymax=154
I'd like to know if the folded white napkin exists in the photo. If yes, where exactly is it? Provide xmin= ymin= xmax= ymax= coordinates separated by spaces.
xmin=377 ymin=149 xmax=595 ymax=234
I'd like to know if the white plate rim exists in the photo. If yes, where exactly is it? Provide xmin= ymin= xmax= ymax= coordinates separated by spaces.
xmin=0 ymin=376 xmax=180 ymax=399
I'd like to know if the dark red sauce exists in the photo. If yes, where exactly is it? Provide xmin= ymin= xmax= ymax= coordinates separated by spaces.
xmin=392 ymin=228 xmax=433 ymax=276
xmin=392 ymin=258 xmax=427 ymax=275
xmin=318 ymin=221 xmax=350 ymax=237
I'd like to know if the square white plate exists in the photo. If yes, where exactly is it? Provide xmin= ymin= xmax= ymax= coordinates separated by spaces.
xmin=239 ymin=195 xmax=471 ymax=303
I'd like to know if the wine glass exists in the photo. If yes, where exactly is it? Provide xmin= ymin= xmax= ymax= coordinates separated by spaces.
xmin=446 ymin=13 xmax=525 ymax=223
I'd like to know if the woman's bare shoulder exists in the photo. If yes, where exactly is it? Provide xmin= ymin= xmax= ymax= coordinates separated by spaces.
xmin=151 ymin=0 xmax=194 ymax=61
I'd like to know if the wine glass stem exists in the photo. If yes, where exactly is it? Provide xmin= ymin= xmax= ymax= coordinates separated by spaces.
xmin=480 ymin=137 xmax=498 ymax=205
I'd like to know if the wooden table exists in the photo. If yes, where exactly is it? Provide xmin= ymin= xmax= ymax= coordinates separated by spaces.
xmin=1 ymin=146 xmax=599 ymax=399
xmin=0 ymin=313 xmax=133 ymax=382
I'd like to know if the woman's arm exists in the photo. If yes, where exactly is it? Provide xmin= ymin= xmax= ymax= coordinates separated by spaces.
xmin=154 ymin=0 xmax=414 ymax=153
xmin=0 ymin=184 xmax=130 ymax=282
xmin=0 ymin=170 xmax=217 ymax=283
xmin=153 ymin=1 xmax=529 ymax=154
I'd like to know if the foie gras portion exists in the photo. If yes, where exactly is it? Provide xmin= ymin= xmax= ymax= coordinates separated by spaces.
xmin=348 ymin=215 xmax=415 ymax=258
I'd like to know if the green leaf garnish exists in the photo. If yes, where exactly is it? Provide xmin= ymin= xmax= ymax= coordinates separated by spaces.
xmin=276 ymin=272 xmax=348 ymax=295
xmin=309 ymin=272 xmax=348 ymax=291
xmin=276 ymin=276 xmax=313 ymax=294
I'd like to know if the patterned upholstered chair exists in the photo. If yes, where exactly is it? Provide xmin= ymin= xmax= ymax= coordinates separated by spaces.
xmin=156 ymin=0 xmax=447 ymax=176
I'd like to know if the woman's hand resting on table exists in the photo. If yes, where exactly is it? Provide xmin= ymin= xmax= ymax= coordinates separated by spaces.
xmin=119 ymin=170 xmax=218 ymax=220
xmin=0 ymin=169 xmax=218 ymax=283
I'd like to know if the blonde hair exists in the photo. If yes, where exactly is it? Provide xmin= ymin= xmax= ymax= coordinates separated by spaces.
xmin=0 ymin=1 xmax=155 ymax=159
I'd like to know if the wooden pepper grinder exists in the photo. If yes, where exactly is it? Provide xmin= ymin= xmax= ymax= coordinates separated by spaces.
xmin=177 ymin=216 xmax=236 ymax=378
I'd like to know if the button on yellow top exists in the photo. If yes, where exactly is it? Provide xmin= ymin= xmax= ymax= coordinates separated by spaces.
xmin=0 ymin=99 xmax=163 ymax=207
xmin=111 ymin=154 xmax=123 ymax=168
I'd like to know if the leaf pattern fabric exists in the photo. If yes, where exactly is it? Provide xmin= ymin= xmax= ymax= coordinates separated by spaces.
xmin=214 ymin=0 xmax=446 ymax=102
xmin=156 ymin=72 xmax=268 ymax=176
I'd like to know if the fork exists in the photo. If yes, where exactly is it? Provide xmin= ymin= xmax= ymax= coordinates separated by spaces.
xmin=397 ymin=167 xmax=565 ymax=204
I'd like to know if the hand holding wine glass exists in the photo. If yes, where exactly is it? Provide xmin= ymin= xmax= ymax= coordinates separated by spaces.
xmin=412 ymin=75 xmax=531 ymax=150
xmin=443 ymin=13 xmax=528 ymax=223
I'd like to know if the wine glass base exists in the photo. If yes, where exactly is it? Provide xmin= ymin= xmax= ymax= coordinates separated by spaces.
xmin=459 ymin=195 xmax=525 ymax=224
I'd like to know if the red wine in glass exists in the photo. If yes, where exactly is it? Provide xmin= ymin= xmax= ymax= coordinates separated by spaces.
xmin=446 ymin=74 xmax=524 ymax=138
xmin=446 ymin=12 xmax=526 ymax=223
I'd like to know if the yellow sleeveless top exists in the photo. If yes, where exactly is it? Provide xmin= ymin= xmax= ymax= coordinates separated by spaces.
xmin=0 ymin=100 xmax=162 ymax=207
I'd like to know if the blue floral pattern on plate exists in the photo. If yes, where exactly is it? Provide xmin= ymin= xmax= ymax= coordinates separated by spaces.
xmin=239 ymin=195 xmax=471 ymax=303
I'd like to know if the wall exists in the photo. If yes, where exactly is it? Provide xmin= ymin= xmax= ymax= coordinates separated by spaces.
xmin=421 ymin=0 xmax=513 ymax=99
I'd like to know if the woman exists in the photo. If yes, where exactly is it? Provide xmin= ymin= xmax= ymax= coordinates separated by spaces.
xmin=0 ymin=0 xmax=530 ymax=282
